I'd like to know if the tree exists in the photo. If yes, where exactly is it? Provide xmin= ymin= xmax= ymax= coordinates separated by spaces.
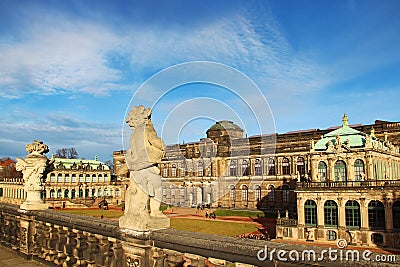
xmin=54 ymin=148 xmax=79 ymax=159
xmin=104 ymin=160 xmax=114 ymax=173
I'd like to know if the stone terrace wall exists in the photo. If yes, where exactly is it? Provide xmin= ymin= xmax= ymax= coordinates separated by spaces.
xmin=0 ymin=203 xmax=399 ymax=267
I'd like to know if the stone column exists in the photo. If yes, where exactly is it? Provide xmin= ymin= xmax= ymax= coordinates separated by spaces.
xmin=337 ymin=197 xmax=346 ymax=238
xmin=297 ymin=196 xmax=305 ymax=239
xmin=316 ymin=197 xmax=325 ymax=240
xmin=385 ymin=201 xmax=393 ymax=232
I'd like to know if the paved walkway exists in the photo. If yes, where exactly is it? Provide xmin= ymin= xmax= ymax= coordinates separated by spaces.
xmin=0 ymin=246 xmax=45 ymax=267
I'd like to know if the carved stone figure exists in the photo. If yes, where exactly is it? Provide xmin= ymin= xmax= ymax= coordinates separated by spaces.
xmin=119 ymin=106 xmax=169 ymax=232
xmin=16 ymin=140 xmax=52 ymax=210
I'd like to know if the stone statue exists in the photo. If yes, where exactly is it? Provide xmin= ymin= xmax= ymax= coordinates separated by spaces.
xmin=16 ymin=140 xmax=52 ymax=210
xmin=119 ymin=105 xmax=170 ymax=232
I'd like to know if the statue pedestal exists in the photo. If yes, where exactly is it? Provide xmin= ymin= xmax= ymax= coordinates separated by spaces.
xmin=20 ymin=192 xmax=48 ymax=210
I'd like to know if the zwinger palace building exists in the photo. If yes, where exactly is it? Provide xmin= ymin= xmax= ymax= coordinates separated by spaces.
xmin=0 ymin=156 xmax=126 ymax=208
xmin=114 ymin=114 xmax=400 ymax=248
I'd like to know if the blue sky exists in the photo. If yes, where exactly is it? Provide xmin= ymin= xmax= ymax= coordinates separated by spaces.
xmin=1 ymin=0 xmax=399 ymax=161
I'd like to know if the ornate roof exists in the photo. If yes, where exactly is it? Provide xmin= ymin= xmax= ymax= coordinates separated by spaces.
xmin=314 ymin=113 xmax=371 ymax=150
xmin=51 ymin=156 xmax=110 ymax=171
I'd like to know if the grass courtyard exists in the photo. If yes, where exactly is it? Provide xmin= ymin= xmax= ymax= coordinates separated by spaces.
xmin=58 ymin=209 xmax=258 ymax=236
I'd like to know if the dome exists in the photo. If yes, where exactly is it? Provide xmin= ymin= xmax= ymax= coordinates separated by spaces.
xmin=207 ymin=120 xmax=243 ymax=131
xmin=314 ymin=113 xmax=368 ymax=150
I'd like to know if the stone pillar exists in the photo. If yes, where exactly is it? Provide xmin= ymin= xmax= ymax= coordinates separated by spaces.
xmin=316 ymin=197 xmax=325 ymax=240
xmin=385 ymin=201 xmax=393 ymax=232
xmin=360 ymin=198 xmax=369 ymax=230
xmin=297 ymin=196 xmax=305 ymax=239
xmin=337 ymin=197 xmax=346 ymax=237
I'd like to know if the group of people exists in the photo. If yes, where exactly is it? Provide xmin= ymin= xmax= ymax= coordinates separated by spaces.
xmin=237 ymin=233 xmax=269 ymax=240
xmin=205 ymin=211 xmax=216 ymax=219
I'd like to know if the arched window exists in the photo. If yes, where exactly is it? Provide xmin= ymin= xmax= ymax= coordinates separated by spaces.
xmin=318 ymin=161 xmax=327 ymax=182
xmin=104 ymin=174 xmax=109 ymax=182
xmin=242 ymin=160 xmax=249 ymax=176
xmin=282 ymin=158 xmax=290 ymax=175
xmin=79 ymin=174 xmax=84 ymax=182
xmin=50 ymin=174 xmax=56 ymax=182
xmin=64 ymin=189 xmax=69 ymax=198
xmin=282 ymin=185 xmax=289 ymax=202
xmin=354 ymin=159 xmax=365 ymax=181
xmin=304 ymin=200 xmax=317 ymax=226
xmin=368 ymin=200 xmax=385 ymax=229
xmin=197 ymin=162 xmax=203 ymax=177
xmin=85 ymin=188 xmax=89 ymax=198
xmin=50 ymin=189 xmax=55 ymax=198
xmin=267 ymin=185 xmax=274 ymax=201
xmin=98 ymin=174 xmax=103 ymax=182
xmin=85 ymin=174 xmax=90 ymax=183
xmin=297 ymin=157 xmax=306 ymax=175
xmin=71 ymin=189 xmax=76 ymax=199
xmin=345 ymin=200 xmax=360 ymax=229
xmin=98 ymin=188 xmax=102 ymax=197
xmin=57 ymin=174 xmax=63 ymax=183
xmin=79 ymin=188 xmax=83 ymax=198
xmin=255 ymin=185 xmax=261 ymax=202
xmin=229 ymin=185 xmax=236 ymax=200
xmin=104 ymin=188 xmax=108 ymax=196
xmin=71 ymin=174 xmax=76 ymax=182
xmin=255 ymin=159 xmax=262 ymax=176
xmin=324 ymin=200 xmax=338 ymax=227
xmin=230 ymin=161 xmax=237 ymax=176
xmin=334 ymin=160 xmax=347 ymax=182
xmin=65 ymin=174 xmax=70 ymax=183
xmin=393 ymin=201 xmax=400 ymax=229
xmin=171 ymin=164 xmax=177 ymax=177
xmin=92 ymin=174 xmax=97 ymax=182
xmin=163 ymin=167 xmax=168 ymax=177
xmin=241 ymin=185 xmax=248 ymax=201
xmin=57 ymin=189 xmax=62 ymax=198
xmin=115 ymin=189 xmax=120 ymax=197
xmin=267 ymin=158 xmax=275 ymax=175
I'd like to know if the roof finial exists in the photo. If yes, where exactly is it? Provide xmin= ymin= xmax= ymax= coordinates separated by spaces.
xmin=342 ymin=113 xmax=349 ymax=127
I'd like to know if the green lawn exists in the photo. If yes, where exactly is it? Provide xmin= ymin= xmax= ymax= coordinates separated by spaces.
xmin=59 ymin=209 xmax=124 ymax=218
xmin=170 ymin=218 xmax=257 ymax=236
xmin=213 ymin=209 xmax=265 ymax=218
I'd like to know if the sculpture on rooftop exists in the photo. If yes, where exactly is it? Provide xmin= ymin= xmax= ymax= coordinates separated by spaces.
xmin=119 ymin=105 xmax=170 ymax=232
xmin=16 ymin=140 xmax=53 ymax=210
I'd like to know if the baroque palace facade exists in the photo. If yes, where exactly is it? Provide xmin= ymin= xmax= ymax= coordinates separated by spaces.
xmin=0 ymin=156 xmax=126 ymax=208
xmin=114 ymin=114 xmax=400 ymax=248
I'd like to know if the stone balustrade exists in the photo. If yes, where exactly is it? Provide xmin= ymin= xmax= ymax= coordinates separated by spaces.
xmin=1 ymin=203 xmax=399 ymax=266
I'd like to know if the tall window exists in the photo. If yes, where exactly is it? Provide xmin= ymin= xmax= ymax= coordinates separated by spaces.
xmin=229 ymin=185 xmax=236 ymax=200
xmin=79 ymin=174 xmax=84 ymax=182
xmin=282 ymin=185 xmax=289 ymax=202
xmin=65 ymin=174 xmax=70 ymax=183
xmin=255 ymin=159 xmax=262 ymax=176
xmin=334 ymin=160 xmax=347 ymax=182
xmin=163 ymin=167 xmax=168 ymax=177
xmin=197 ymin=162 xmax=203 ymax=177
xmin=92 ymin=174 xmax=97 ymax=182
xmin=393 ymin=201 xmax=400 ymax=229
xmin=57 ymin=174 xmax=63 ymax=183
xmin=318 ymin=161 xmax=327 ymax=182
xmin=282 ymin=158 xmax=290 ymax=175
xmin=85 ymin=174 xmax=90 ymax=183
xmin=242 ymin=160 xmax=249 ymax=176
xmin=255 ymin=185 xmax=261 ymax=202
xmin=71 ymin=189 xmax=76 ymax=199
xmin=98 ymin=174 xmax=103 ymax=182
xmin=50 ymin=189 xmax=55 ymax=198
xmin=324 ymin=200 xmax=338 ymax=227
xmin=104 ymin=174 xmax=109 ymax=182
xmin=304 ymin=200 xmax=317 ymax=226
xmin=368 ymin=200 xmax=385 ymax=229
xmin=57 ymin=189 xmax=62 ymax=198
xmin=267 ymin=185 xmax=274 ymax=201
xmin=241 ymin=185 xmax=248 ymax=201
xmin=345 ymin=200 xmax=360 ymax=229
xmin=72 ymin=174 xmax=76 ymax=182
xmin=171 ymin=164 xmax=177 ymax=177
xmin=230 ymin=161 xmax=237 ymax=176
xmin=64 ymin=189 xmax=69 ymax=198
xmin=50 ymin=174 xmax=56 ymax=182
xmin=267 ymin=158 xmax=275 ymax=175
xmin=354 ymin=159 xmax=365 ymax=181
xmin=297 ymin=157 xmax=306 ymax=175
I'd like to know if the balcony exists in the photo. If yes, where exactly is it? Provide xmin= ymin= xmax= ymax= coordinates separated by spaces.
xmin=297 ymin=180 xmax=400 ymax=190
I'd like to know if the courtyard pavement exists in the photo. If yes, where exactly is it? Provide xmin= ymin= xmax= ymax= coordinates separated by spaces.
xmin=0 ymin=245 xmax=45 ymax=267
